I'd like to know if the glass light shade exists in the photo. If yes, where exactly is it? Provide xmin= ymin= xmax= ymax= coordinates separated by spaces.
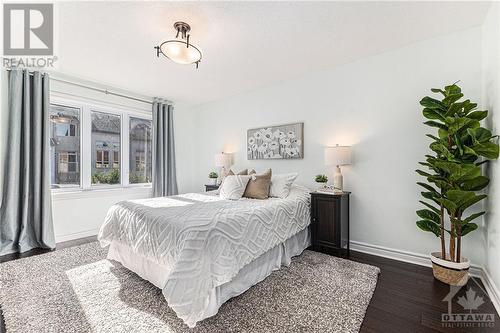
xmin=214 ymin=153 xmax=232 ymax=167
xmin=324 ymin=146 xmax=352 ymax=166
xmin=160 ymin=40 xmax=202 ymax=65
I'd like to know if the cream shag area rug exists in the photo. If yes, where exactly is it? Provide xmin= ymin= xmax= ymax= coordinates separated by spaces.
xmin=0 ymin=242 xmax=379 ymax=333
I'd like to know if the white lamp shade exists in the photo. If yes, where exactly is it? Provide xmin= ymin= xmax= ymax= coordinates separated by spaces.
xmin=324 ymin=146 xmax=352 ymax=166
xmin=214 ymin=153 xmax=232 ymax=167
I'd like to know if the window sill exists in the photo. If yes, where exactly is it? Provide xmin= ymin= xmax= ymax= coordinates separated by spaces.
xmin=52 ymin=185 xmax=152 ymax=201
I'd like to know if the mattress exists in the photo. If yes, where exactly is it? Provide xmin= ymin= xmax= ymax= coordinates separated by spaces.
xmin=107 ymin=227 xmax=311 ymax=323
xmin=98 ymin=185 xmax=311 ymax=327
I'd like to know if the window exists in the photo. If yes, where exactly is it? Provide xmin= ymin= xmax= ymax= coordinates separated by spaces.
xmin=58 ymin=152 xmax=78 ymax=173
xmin=50 ymin=97 xmax=151 ymax=191
xmin=96 ymin=150 xmax=109 ymax=168
xmin=129 ymin=117 xmax=152 ymax=184
xmin=49 ymin=104 xmax=81 ymax=188
xmin=113 ymin=151 xmax=119 ymax=168
xmin=91 ymin=111 xmax=121 ymax=185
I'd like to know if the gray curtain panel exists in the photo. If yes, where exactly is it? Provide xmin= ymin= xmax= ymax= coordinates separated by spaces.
xmin=0 ymin=69 xmax=55 ymax=255
xmin=152 ymin=99 xmax=178 ymax=197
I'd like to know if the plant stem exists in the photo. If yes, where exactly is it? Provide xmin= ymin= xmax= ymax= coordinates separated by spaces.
xmin=449 ymin=222 xmax=456 ymax=262
xmin=440 ymin=197 xmax=446 ymax=260
xmin=456 ymin=212 xmax=462 ymax=263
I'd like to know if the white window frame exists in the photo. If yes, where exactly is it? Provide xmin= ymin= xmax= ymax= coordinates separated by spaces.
xmin=129 ymin=116 xmax=153 ymax=185
xmin=50 ymin=94 xmax=152 ymax=194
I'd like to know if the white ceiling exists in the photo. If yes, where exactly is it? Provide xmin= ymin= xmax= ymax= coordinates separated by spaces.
xmin=57 ymin=1 xmax=491 ymax=107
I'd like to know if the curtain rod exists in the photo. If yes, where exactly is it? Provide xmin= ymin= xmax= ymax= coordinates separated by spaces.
xmin=5 ymin=68 xmax=173 ymax=105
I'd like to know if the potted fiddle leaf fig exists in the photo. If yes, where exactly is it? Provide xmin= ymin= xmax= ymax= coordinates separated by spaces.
xmin=208 ymin=171 xmax=218 ymax=185
xmin=416 ymin=83 xmax=499 ymax=286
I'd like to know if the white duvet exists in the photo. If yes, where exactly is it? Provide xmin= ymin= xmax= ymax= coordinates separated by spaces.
xmin=98 ymin=185 xmax=311 ymax=327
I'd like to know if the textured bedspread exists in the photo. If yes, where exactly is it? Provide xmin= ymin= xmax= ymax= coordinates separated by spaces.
xmin=98 ymin=185 xmax=311 ymax=327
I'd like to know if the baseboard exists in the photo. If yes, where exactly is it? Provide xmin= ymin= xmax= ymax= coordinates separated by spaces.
xmin=350 ymin=240 xmax=499 ymax=314
xmin=480 ymin=268 xmax=500 ymax=316
xmin=56 ymin=229 xmax=99 ymax=243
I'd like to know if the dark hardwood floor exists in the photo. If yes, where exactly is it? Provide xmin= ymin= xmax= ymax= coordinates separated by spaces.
xmin=0 ymin=238 xmax=498 ymax=332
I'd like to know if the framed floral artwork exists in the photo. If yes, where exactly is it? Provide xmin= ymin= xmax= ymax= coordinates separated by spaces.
xmin=247 ymin=123 xmax=304 ymax=160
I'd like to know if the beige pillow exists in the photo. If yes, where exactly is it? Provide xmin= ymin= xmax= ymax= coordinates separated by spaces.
xmin=243 ymin=169 xmax=272 ymax=199
xmin=227 ymin=169 xmax=248 ymax=176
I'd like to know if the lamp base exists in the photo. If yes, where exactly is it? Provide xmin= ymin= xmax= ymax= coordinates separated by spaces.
xmin=333 ymin=166 xmax=343 ymax=193
xmin=217 ymin=166 xmax=228 ymax=185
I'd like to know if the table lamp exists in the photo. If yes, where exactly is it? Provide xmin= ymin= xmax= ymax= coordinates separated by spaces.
xmin=214 ymin=152 xmax=232 ymax=185
xmin=324 ymin=145 xmax=352 ymax=192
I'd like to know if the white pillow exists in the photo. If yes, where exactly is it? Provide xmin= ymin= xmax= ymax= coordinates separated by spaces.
xmin=219 ymin=175 xmax=252 ymax=200
xmin=270 ymin=173 xmax=299 ymax=198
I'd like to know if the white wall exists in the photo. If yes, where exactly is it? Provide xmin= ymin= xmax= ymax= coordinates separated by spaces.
xmin=188 ymin=27 xmax=486 ymax=266
xmin=482 ymin=2 xmax=500 ymax=303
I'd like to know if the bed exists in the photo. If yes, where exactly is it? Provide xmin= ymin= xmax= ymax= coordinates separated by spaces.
xmin=98 ymin=185 xmax=311 ymax=328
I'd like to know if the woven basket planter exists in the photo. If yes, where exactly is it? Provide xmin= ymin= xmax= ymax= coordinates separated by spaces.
xmin=430 ymin=252 xmax=470 ymax=286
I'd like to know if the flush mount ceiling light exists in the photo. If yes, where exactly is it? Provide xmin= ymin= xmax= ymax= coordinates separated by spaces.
xmin=155 ymin=21 xmax=202 ymax=68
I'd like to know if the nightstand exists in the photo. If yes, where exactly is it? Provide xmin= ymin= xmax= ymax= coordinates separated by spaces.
xmin=310 ymin=191 xmax=350 ymax=256
xmin=205 ymin=184 xmax=219 ymax=192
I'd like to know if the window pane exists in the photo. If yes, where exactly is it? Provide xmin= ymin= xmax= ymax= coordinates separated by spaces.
xmin=129 ymin=117 xmax=152 ymax=184
xmin=91 ymin=111 xmax=121 ymax=185
xmin=49 ymin=104 xmax=81 ymax=188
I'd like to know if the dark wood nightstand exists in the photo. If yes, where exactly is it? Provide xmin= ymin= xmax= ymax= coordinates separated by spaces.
xmin=310 ymin=191 xmax=350 ymax=256
xmin=205 ymin=184 xmax=219 ymax=192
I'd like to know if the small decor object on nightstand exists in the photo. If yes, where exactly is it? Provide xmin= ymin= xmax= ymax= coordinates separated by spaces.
xmin=324 ymin=145 xmax=352 ymax=192
xmin=310 ymin=191 xmax=350 ymax=256
xmin=315 ymin=174 xmax=328 ymax=190
xmin=208 ymin=171 xmax=218 ymax=185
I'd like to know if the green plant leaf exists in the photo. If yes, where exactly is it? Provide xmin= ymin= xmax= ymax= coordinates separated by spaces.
xmin=446 ymin=189 xmax=475 ymax=207
xmin=419 ymin=200 xmax=441 ymax=214
xmin=416 ymin=169 xmax=433 ymax=177
xmin=463 ymin=100 xmax=477 ymax=113
xmin=425 ymin=121 xmax=447 ymax=130
xmin=475 ymin=128 xmax=493 ymax=143
xmin=447 ymin=117 xmax=479 ymax=135
xmin=438 ymin=128 xmax=448 ymax=139
xmin=460 ymin=176 xmax=490 ymax=191
xmin=417 ymin=182 xmax=439 ymax=194
xmin=459 ymin=194 xmax=487 ymax=211
xmin=443 ymin=93 xmax=463 ymax=105
xmin=431 ymin=88 xmax=445 ymax=95
xmin=461 ymin=223 xmax=478 ymax=236
xmin=420 ymin=97 xmax=446 ymax=110
xmin=437 ymin=197 xmax=457 ymax=215
xmin=471 ymin=142 xmax=500 ymax=159
xmin=462 ymin=211 xmax=485 ymax=224
xmin=467 ymin=110 xmax=488 ymax=121
xmin=416 ymin=220 xmax=441 ymax=237
xmin=416 ymin=209 xmax=440 ymax=223
xmin=430 ymin=143 xmax=454 ymax=160
xmin=445 ymin=84 xmax=461 ymax=95
xmin=423 ymin=108 xmax=445 ymax=121
xmin=426 ymin=134 xmax=440 ymax=141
